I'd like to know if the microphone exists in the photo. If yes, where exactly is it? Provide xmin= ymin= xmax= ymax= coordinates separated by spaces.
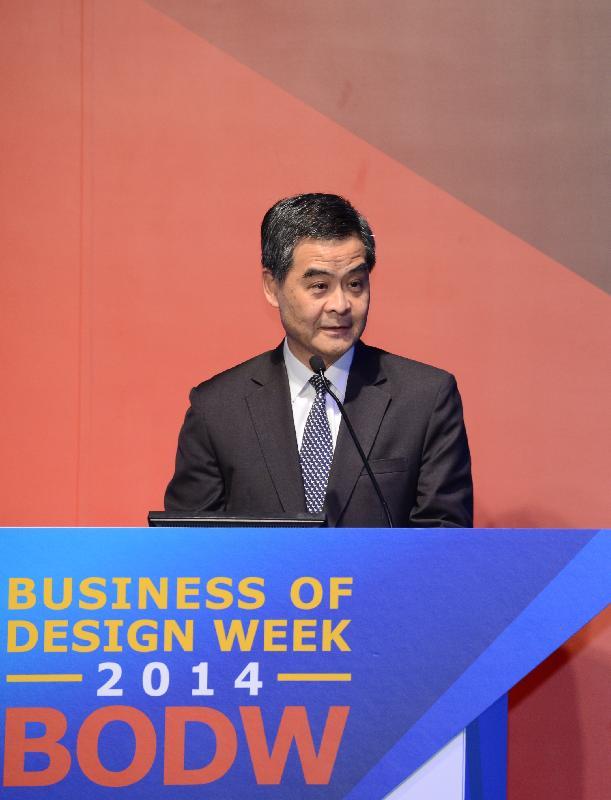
xmin=309 ymin=355 xmax=394 ymax=527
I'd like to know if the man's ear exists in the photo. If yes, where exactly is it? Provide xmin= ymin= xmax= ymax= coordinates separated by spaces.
xmin=262 ymin=270 xmax=280 ymax=308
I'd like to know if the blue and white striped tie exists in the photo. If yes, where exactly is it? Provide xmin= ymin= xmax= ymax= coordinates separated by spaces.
xmin=299 ymin=374 xmax=333 ymax=514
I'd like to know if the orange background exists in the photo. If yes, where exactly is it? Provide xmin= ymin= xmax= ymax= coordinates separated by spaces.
xmin=1 ymin=2 xmax=609 ymax=797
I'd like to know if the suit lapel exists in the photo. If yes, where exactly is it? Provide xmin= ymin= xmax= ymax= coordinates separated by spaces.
xmin=325 ymin=342 xmax=391 ymax=525
xmin=246 ymin=345 xmax=306 ymax=513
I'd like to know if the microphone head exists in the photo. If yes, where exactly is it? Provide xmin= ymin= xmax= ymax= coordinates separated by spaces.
xmin=309 ymin=355 xmax=326 ymax=374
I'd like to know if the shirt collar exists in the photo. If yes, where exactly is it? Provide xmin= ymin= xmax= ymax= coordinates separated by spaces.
xmin=283 ymin=339 xmax=354 ymax=403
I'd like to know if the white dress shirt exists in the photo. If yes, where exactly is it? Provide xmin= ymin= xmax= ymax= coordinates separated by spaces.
xmin=283 ymin=339 xmax=354 ymax=451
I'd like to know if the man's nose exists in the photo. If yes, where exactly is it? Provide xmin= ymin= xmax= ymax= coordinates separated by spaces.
xmin=325 ymin=285 xmax=351 ymax=314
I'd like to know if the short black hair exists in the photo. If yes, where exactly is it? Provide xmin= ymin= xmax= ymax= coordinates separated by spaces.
xmin=261 ymin=193 xmax=375 ymax=283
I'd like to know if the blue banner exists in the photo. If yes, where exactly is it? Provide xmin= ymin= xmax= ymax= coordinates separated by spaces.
xmin=1 ymin=528 xmax=609 ymax=798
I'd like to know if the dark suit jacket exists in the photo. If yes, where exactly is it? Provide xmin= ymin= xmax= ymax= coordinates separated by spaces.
xmin=164 ymin=341 xmax=473 ymax=527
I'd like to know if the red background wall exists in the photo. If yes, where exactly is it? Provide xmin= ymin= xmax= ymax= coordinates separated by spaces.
xmin=1 ymin=2 xmax=609 ymax=796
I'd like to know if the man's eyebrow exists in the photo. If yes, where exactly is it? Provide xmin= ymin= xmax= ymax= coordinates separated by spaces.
xmin=301 ymin=263 xmax=368 ymax=280
xmin=302 ymin=267 xmax=332 ymax=279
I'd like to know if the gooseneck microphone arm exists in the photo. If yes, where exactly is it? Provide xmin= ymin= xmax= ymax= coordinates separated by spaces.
xmin=309 ymin=356 xmax=394 ymax=528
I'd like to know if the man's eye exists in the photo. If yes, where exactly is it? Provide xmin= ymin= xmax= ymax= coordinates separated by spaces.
xmin=349 ymin=280 xmax=363 ymax=289
xmin=311 ymin=283 xmax=327 ymax=291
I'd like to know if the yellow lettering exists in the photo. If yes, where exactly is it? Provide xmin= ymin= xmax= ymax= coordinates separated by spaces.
xmin=290 ymin=577 xmax=323 ymax=610
xmin=138 ymin=577 xmax=168 ymax=610
xmin=163 ymin=619 xmax=193 ymax=652
xmin=214 ymin=619 xmax=258 ymax=651
xmin=43 ymin=619 xmax=68 ymax=652
xmin=293 ymin=619 xmax=317 ymax=651
xmin=263 ymin=619 xmax=288 ymax=651
xmin=237 ymin=577 xmax=265 ymax=609
xmin=79 ymin=577 xmax=107 ymax=609
xmin=43 ymin=577 xmax=72 ymax=610
xmin=322 ymin=619 xmax=351 ymax=651
xmin=329 ymin=577 xmax=353 ymax=609
xmin=111 ymin=578 xmax=132 ymax=610
xmin=127 ymin=619 xmax=157 ymax=652
xmin=8 ymin=578 xmax=36 ymax=610
xmin=176 ymin=577 xmax=201 ymax=609
xmin=73 ymin=620 xmax=100 ymax=652
xmin=205 ymin=577 xmax=233 ymax=610
xmin=7 ymin=620 xmax=38 ymax=652
xmin=103 ymin=619 xmax=124 ymax=651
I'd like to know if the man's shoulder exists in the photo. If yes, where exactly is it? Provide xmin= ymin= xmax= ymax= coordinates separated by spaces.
xmin=358 ymin=342 xmax=456 ymax=389
xmin=189 ymin=347 xmax=281 ymax=405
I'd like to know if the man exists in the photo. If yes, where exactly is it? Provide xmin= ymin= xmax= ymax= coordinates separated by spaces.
xmin=165 ymin=193 xmax=472 ymax=527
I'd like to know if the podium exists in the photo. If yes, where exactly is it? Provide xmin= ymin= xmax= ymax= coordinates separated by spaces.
xmin=1 ymin=528 xmax=608 ymax=798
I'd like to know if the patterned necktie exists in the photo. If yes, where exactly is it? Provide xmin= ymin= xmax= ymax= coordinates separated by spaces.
xmin=300 ymin=374 xmax=333 ymax=514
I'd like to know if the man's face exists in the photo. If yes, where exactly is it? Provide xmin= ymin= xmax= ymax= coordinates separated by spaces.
xmin=263 ymin=235 xmax=370 ymax=368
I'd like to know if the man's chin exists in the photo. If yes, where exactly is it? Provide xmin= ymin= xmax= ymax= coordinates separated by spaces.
xmin=314 ymin=338 xmax=358 ymax=366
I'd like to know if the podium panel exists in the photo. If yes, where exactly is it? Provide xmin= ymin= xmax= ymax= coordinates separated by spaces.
xmin=1 ymin=528 xmax=608 ymax=798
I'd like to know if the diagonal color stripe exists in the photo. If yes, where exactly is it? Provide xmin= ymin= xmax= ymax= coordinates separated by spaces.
xmin=146 ymin=0 xmax=611 ymax=293
xmin=345 ymin=530 xmax=611 ymax=799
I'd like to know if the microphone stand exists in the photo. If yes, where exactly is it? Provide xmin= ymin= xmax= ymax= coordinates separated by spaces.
xmin=310 ymin=356 xmax=394 ymax=528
